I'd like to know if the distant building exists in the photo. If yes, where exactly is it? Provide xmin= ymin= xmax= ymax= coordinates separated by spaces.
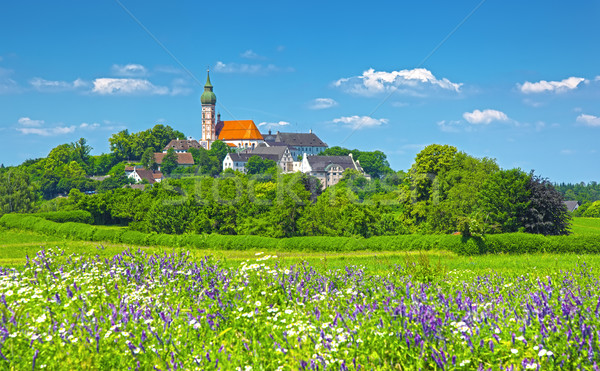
xmin=223 ymin=144 xmax=294 ymax=173
xmin=153 ymin=152 xmax=194 ymax=170
xmin=299 ymin=153 xmax=369 ymax=188
xmin=163 ymin=138 xmax=202 ymax=153
xmin=564 ymin=201 xmax=580 ymax=212
xmin=268 ymin=131 xmax=328 ymax=160
xmin=125 ymin=166 xmax=164 ymax=184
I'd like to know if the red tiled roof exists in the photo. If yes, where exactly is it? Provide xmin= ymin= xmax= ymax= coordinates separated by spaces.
xmin=153 ymin=152 xmax=195 ymax=165
xmin=217 ymin=120 xmax=264 ymax=141
xmin=226 ymin=143 xmax=237 ymax=147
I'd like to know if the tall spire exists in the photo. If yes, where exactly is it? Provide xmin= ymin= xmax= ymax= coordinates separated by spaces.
xmin=205 ymin=68 xmax=213 ymax=88
xmin=200 ymin=69 xmax=216 ymax=105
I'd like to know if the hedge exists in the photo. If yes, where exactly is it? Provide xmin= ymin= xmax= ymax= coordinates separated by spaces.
xmin=34 ymin=210 xmax=94 ymax=224
xmin=1 ymin=213 xmax=599 ymax=255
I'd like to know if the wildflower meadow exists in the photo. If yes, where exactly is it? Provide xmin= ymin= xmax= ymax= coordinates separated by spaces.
xmin=1 ymin=247 xmax=599 ymax=370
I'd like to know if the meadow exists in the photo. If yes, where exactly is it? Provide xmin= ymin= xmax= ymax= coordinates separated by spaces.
xmin=0 ymin=218 xmax=599 ymax=369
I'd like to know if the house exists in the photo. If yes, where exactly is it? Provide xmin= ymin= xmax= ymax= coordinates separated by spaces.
xmin=163 ymin=138 xmax=202 ymax=153
xmin=564 ymin=201 xmax=579 ymax=212
xmin=222 ymin=153 xmax=254 ymax=173
xmin=153 ymin=152 xmax=195 ymax=170
xmin=125 ymin=166 xmax=164 ymax=184
xmin=271 ymin=131 xmax=328 ymax=160
xmin=299 ymin=153 xmax=369 ymax=188
xmin=223 ymin=145 xmax=294 ymax=173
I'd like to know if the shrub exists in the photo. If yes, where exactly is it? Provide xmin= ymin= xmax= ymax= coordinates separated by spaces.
xmin=120 ymin=230 xmax=149 ymax=246
xmin=34 ymin=210 xmax=94 ymax=224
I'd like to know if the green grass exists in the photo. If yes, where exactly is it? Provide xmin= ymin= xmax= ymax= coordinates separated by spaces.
xmin=2 ymin=226 xmax=600 ymax=276
xmin=570 ymin=216 xmax=600 ymax=236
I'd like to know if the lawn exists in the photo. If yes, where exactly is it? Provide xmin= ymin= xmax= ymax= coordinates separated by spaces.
xmin=570 ymin=217 xmax=600 ymax=236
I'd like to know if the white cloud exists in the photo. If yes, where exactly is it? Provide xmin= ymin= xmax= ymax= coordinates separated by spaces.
xmin=214 ymin=61 xmax=294 ymax=74
xmin=463 ymin=109 xmax=509 ymax=124
xmin=334 ymin=68 xmax=462 ymax=96
xmin=111 ymin=64 xmax=148 ymax=77
xmin=30 ymin=77 xmax=89 ymax=92
xmin=17 ymin=125 xmax=75 ymax=136
xmin=18 ymin=117 xmax=44 ymax=127
xmin=595 ymin=76 xmax=600 ymax=82
xmin=560 ymin=149 xmax=575 ymax=155
xmin=332 ymin=115 xmax=388 ymax=130
xmin=92 ymin=78 xmax=169 ymax=95
xmin=240 ymin=50 xmax=266 ymax=60
xmin=0 ymin=67 xmax=20 ymax=94
xmin=310 ymin=98 xmax=338 ymax=110
xmin=258 ymin=121 xmax=290 ymax=129
xmin=79 ymin=122 xmax=100 ymax=129
xmin=437 ymin=120 xmax=463 ymax=133
xmin=518 ymin=77 xmax=586 ymax=94
xmin=576 ymin=113 xmax=600 ymax=127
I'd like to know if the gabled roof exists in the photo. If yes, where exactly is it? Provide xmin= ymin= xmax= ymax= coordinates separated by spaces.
xmin=563 ymin=200 xmax=579 ymax=212
xmin=153 ymin=152 xmax=195 ymax=165
xmin=306 ymin=155 xmax=357 ymax=172
xmin=275 ymin=132 xmax=328 ymax=147
xmin=134 ymin=168 xmax=164 ymax=184
xmin=217 ymin=120 xmax=264 ymax=141
xmin=242 ymin=145 xmax=291 ymax=162
xmin=163 ymin=139 xmax=202 ymax=152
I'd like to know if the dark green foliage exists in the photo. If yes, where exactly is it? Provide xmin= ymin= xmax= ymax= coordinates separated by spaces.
xmin=523 ymin=175 xmax=571 ymax=235
xmin=34 ymin=210 xmax=94 ymax=224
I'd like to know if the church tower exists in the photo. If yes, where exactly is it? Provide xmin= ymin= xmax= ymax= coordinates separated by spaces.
xmin=200 ymin=70 xmax=217 ymax=148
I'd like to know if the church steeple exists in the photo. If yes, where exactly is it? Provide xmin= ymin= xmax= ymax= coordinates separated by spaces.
xmin=200 ymin=70 xmax=217 ymax=105
xmin=200 ymin=69 xmax=217 ymax=145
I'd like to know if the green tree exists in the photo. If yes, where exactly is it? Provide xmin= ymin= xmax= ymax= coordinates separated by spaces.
xmin=0 ymin=169 xmax=36 ymax=214
xmin=71 ymin=137 xmax=92 ymax=171
xmin=246 ymin=156 xmax=277 ymax=175
xmin=109 ymin=130 xmax=134 ymax=161
xmin=141 ymin=148 xmax=157 ymax=171
xmin=161 ymin=148 xmax=179 ymax=175
xmin=189 ymin=148 xmax=220 ymax=176
xmin=477 ymin=169 xmax=530 ymax=233
xmin=208 ymin=140 xmax=230 ymax=164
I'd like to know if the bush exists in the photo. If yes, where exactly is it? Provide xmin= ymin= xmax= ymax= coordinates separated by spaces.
xmin=91 ymin=228 xmax=125 ymax=243
xmin=34 ymin=210 xmax=94 ymax=224
xmin=120 ymin=230 xmax=149 ymax=246
xmin=2 ymin=213 xmax=600 ymax=255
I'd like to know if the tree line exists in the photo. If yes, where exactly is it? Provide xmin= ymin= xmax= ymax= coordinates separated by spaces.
xmin=0 ymin=130 xmax=573 ymax=238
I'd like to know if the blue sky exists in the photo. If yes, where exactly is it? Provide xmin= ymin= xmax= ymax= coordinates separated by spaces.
xmin=1 ymin=0 xmax=599 ymax=183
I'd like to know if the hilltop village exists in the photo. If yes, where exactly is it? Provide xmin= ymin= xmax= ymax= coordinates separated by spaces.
xmin=125 ymin=72 xmax=368 ymax=188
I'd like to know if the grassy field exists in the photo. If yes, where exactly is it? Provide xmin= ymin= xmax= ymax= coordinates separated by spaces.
xmin=2 ymin=225 xmax=600 ymax=276
xmin=2 ymin=222 xmax=600 ymax=369
xmin=570 ymin=216 xmax=600 ymax=236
